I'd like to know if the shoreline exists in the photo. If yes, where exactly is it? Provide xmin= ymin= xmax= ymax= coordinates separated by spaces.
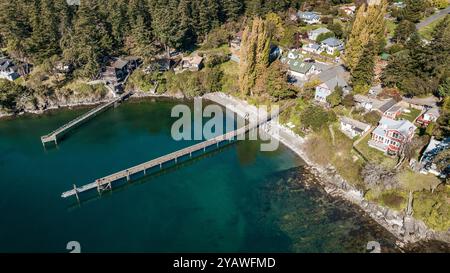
xmin=2 ymin=90 xmax=449 ymax=246
xmin=0 ymin=90 xmax=184 ymax=120
xmin=203 ymin=92 xmax=450 ymax=247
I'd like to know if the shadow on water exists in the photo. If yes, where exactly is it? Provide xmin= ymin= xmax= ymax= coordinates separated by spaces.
xmin=65 ymin=140 xmax=239 ymax=210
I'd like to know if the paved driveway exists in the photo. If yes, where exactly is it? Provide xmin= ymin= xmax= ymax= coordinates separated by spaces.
xmin=416 ymin=6 xmax=450 ymax=29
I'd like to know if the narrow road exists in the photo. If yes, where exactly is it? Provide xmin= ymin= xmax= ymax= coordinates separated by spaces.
xmin=416 ymin=6 xmax=450 ymax=29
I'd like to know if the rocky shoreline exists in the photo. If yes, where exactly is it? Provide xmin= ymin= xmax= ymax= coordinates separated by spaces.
xmin=203 ymin=92 xmax=450 ymax=248
xmin=0 ymin=90 xmax=184 ymax=120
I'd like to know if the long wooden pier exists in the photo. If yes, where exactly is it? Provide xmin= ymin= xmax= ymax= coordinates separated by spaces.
xmin=61 ymin=107 xmax=281 ymax=200
xmin=41 ymin=92 xmax=132 ymax=146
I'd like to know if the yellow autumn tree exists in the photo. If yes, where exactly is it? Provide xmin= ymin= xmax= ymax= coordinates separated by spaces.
xmin=343 ymin=0 xmax=388 ymax=72
xmin=239 ymin=17 xmax=271 ymax=96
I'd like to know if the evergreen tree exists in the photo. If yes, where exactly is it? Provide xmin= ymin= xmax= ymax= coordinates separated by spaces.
xmin=222 ymin=0 xmax=243 ymax=21
xmin=403 ymin=0 xmax=428 ymax=23
xmin=382 ymin=16 xmax=450 ymax=97
xmin=326 ymin=86 xmax=343 ymax=107
xmin=61 ymin=0 xmax=113 ymax=78
xmin=28 ymin=0 xmax=61 ymax=63
xmin=392 ymin=20 xmax=416 ymax=44
xmin=351 ymin=42 xmax=377 ymax=93
xmin=0 ymin=1 xmax=32 ymax=60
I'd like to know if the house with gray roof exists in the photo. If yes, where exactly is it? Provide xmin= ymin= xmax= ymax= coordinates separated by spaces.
xmin=339 ymin=117 xmax=371 ymax=138
xmin=314 ymin=76 xmax=349 ymax=103
xmin=383 ymin=104 xmax=404 ymax=120
xmin=320 ymin=37 xmax=344 ymax=55
xmin=354 ymin=95 xmax=399 ymax=115
xmin=308 ymin=27 xmax=331 ymax=41
xmin=302 ymin=43 xmax=323 ymax=54
xmin=297 ymin=11 xmax=321 ymax=24
xmin=314 ymin=65 xmax=350 ymax=104
xmin=368 ymin=117 xmax=416 ymax=155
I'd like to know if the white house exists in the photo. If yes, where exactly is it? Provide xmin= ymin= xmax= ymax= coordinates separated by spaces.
xmin=320 ymin=37 xmax=344 ymax=55
xmin=314 ymin=76 xmax=349 ymax=103
xmin=0 ymin=58 xmax=20 ymax=81
xmin=297 ymin=11 xmax=321 ymax=24
xmin=302 ymin=43 xmax=323 ymax=54
xmin=339 ymin=117 xmax=371 ymax=138
xmin=307 ymin=27 xmax=331 ymax=41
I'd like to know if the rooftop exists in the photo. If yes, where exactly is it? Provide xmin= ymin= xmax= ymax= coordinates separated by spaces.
xmin=112 ymin=58 xmax=129 ymax=70
xmin=309 ymin=27 xmax=331 ymax=35
xmin=424 ymin=107 xmax=440 ymax=117
xmin=318 ymin=65 xmax=348 ymax=83
xmin=340 ymin=117 xmax=371 ymax=132
xmin=322 ymin=76 xmax=348 ymax=90
xmin=291 ymin=61 xmax=314 ymax=74
xmin=182 ymin=55 xmax=203 ymax=65
xmin=297 ymin=11 xmax=320 ymax=19
xmin=385 ymin=104 xmax=402 ymax=113
xmin=373 ymin=117 xmax=416 ymax=137
xmin=378 ymin=99 xmax=398 ymax=113
xmin=321 ymin=37 xmax=344 ymax=47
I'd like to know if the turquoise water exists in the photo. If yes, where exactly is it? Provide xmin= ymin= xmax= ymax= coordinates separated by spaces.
xmin=0 ymin=98 xmax=399 ymax=252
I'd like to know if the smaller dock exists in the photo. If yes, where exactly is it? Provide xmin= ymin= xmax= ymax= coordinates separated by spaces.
xmin=41 ymin=91 xmax=132 ymax=146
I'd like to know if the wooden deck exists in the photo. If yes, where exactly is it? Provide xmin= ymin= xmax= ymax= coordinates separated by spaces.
xmin=61 ymin=108 xmax=281 ymax=200
xmin=41 ymin=91 xmax=132 ymax=145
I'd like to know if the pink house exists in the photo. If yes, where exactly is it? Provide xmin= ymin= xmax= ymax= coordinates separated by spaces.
xmin=368 ymin=117 xmax=417 ymax=155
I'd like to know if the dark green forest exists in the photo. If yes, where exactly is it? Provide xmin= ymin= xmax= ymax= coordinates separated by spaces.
xmin=0 ymin=0 xmax=302 ymax=77
xmin=0 ymin=0 xmax=362 ymax=78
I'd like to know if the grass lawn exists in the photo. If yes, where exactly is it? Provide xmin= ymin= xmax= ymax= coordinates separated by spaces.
xmin=219 ymin=61 xmax=239 ymax=95
xmin=400 ymin=107 xmax=422 ymax=122
xmin=355 ymin=133 xmax=397 ymax=168
xmin=398 ymin=169 xmax=441 ymax=192
xmin=419 ymin=16 xmax=447 ymax=40
xmin=365 ymin=189 xmax=408 ymax=211
xmin=299 ymin=24 xmax=327 ymax=32
xmin=413 ymin=185 xmax=450 ymax=231
xmin=305 ymin=124 xmax=365 ymax=187
xmin=197 ymin=44 xmax=230 ymax=56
